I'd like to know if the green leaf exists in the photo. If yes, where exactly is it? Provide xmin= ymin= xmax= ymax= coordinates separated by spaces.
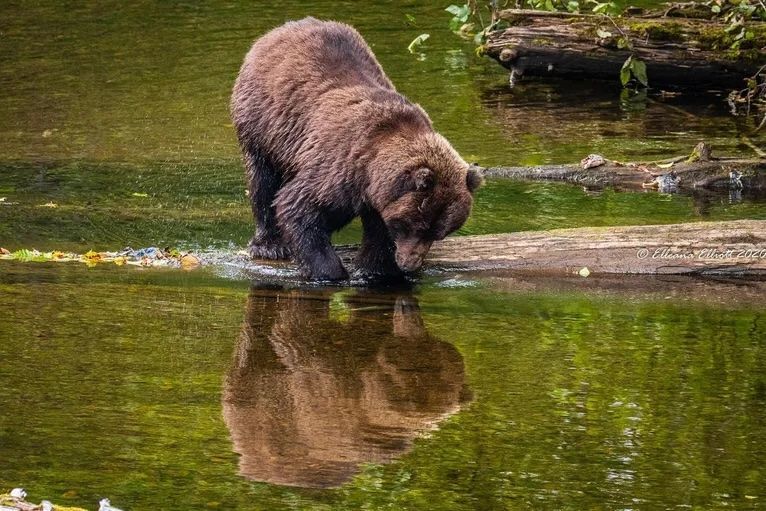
xmin=405 ymin=13 xmax=416 ymax=25
xmin=567 ymin=0 xmax=580 ymax=12
xmin=711 ymin=4 xmax=721 ymax=13
xmin=407 ymin=33 xmax=430 ymax=53
xmin=592 ymin=2 xmax=609 ymax=13
xmin=456 ymin=4 xmax=471 ymax=21
xmin=631 ymin=58 xmax=649 ymax=87
xmin=616 ymin=36 xmax=630 ymax=49
xmin=620 ymin=67 xmax=631 ymax=86
xmin=445 ymin=4 xmax=470 ymax=22
xmin=620 ymin=56 xmax=632 ymax=86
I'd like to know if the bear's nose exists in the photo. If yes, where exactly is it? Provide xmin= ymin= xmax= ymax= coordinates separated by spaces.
xmin=396 ymin=254 xmax=424 ymax=272
xmin=394 ymin=240 xmax=432 ymax=272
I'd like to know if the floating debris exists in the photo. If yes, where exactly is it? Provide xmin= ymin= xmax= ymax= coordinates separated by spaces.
xmin=0 ymin=247 xmax=200 ymax=270
xmin=1 ymin=488 xmax=112 ymax=511
xmin=98 ymin=499 xmax=123 ymax=511
xmin=642 ymin=171 xmax=679 ymax=193
xmin=580 ymin=154 xmax=606 ymax=170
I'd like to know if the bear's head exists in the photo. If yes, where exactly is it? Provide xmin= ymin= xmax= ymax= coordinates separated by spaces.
xmin=368 ymin=131 xmax=483 ymax=272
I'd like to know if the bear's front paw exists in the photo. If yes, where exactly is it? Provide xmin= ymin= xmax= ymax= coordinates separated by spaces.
xmin=300 ymin=256 xmax=349 ymax=281
xmin=354 ymin=251 xmax=403 ymax=281
xmin=352 ymin=265 xmax=406 ymax=282
xmin=246 ymin=238 xmax=291 ymax=260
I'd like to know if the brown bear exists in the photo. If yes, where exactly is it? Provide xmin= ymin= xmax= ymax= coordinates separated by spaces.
xmin=231 ymin=18 xmax=482 ymax=280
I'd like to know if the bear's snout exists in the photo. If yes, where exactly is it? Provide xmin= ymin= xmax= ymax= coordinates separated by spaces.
xmin=394 ymin=239 xmax=433 ymax=272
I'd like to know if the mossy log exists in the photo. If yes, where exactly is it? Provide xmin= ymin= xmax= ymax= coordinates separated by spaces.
xmin=483 ymin=9 xmax=765 ymax=88
xmin=483 ymin=153 xmax=766 ymax=191
xmin=425 ymin=220 xmax=766 ymax=276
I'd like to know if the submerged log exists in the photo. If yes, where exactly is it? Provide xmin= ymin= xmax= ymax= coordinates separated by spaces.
xmin=426 ymin=220 xmax=766 ymax=276
xmin=482 ymin=144 xmax=766 ymax=192
xmin=479 ymin=270 xmax=766 ymax=306
xmin=483 ymin=8 xmax=765 ymax=88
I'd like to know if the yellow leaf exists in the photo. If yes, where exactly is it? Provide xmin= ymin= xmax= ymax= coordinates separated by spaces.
xmin=578 ymin=267 xmax=591 ymax=277
xmin=180 ymin=254 xmax=201 ymax=270
xmin=83 ymin=250 xmax=103 ymax=263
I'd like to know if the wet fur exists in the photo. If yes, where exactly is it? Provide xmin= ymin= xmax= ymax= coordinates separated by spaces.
xmin=231 ymin=18 xmax=480 ymax=280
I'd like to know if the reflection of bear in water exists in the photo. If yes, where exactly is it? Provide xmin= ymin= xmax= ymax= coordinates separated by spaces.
xmin=221 ymin=286 xmax=470 ymax=488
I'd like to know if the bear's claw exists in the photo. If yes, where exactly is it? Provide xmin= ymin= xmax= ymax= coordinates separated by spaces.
xmin=246 ymin=240 xmax=291 ymax=260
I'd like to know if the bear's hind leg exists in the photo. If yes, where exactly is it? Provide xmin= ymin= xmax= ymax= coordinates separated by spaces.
xmin=243 ymin=148 xmax=290 ymax=260
xmin=275 ymin=190 xmax=348 ymax=281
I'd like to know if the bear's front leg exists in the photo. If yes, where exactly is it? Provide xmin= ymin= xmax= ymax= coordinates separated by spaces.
xmin=355 ymin=209 xmax=402 ymax=279
xmin=277 ymin=205 xmax=348 ymax=281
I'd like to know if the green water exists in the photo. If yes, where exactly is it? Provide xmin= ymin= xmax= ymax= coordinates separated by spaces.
xmin=1 ymin=1 xmax=766 ymax=510
xmin=1 ymin=264 xmax=764 ymax=510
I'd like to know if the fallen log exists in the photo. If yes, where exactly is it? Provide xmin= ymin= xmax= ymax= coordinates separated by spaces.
xmin=218 ymin=220 xmax=766 ymax=279
xmin=426 ymin=219 xmax=766 ymax=276
xmin=483 ymin=8 xmax=765 ymax=88
xmin=482 ymin=143 xmax=766 ymax=192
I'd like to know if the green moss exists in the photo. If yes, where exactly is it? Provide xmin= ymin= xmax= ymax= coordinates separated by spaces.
xmin=531 ymin=37 xmax=556 ymax=46
xmin=698 ymin=24 xmax=766 ymax=62
xmin=698 ymin=25 xmax=735 ymax=49
xmin=626 ymin=21 xmax=686 ymax=42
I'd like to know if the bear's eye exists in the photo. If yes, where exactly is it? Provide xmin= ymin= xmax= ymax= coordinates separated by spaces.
xmin=412 ymin=168 xmax=434 ymax=192
xmin=388 ymin=219 xmax=410 ymax=236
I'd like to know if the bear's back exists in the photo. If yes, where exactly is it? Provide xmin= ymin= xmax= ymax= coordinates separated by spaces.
xmin=231 ymin=18 xmax=403 ymax=162
xmin=232 ymin=18 xmax=394 ymax=109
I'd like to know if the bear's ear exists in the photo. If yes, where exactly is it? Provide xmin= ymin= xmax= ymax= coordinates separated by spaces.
xmin=413 ymin=168 xmax=434 ymax=192
xmin=466 ymin=164 xmax=484 ymax=194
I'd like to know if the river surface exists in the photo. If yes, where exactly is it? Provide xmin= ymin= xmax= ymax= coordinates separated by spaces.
xmin=1 ymin=1 xmax=765 ymax=510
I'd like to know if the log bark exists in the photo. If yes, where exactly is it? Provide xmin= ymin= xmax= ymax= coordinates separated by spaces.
xmin=483 ymin=9 xmax=765 ymax=88
xmin=425 ymin=220 xmax=766 ymax=276
xmin=483 ymin=157 xmax=766 ymax=191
